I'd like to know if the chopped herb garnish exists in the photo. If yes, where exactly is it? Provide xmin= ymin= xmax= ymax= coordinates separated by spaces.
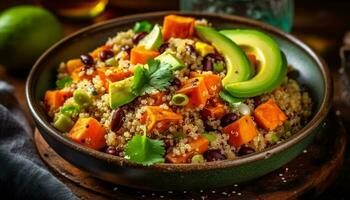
xmin=132 ymin=59 xmax=174 ymax=96
xmin=56 ymin=76 xmax=72 ymax=89
xmin=133 ymin=21 xmax=153 ymax=33
xmin=125 ymin=126 xmax=165 ymax=166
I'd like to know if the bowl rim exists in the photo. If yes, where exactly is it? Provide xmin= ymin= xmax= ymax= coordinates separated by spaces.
xmin=26 ymin=11 xmax=332 ymax=172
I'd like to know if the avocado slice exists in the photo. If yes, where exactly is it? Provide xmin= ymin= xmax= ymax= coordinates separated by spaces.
xmin=220 ymin=29 xmax=287 ymax=98
xmin=195 ymin=26 xmax=253 ymax=85
xmin=109 ymin=77 xmax=137 ymax=109
xmin=139 ymin=24 xmax=163 ymax=50
xmin=155 ymin=52 xmax=185 ymax=70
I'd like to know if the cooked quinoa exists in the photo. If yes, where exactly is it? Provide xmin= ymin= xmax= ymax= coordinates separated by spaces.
xmin=43 ymin=16 xmax=312 ymax=165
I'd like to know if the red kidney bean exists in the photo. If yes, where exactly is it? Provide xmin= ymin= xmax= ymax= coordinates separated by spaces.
xmin=80 ymin=54 xmax=94 ymax=65
xmin=220 ymin=113 xmax=238 ymax=127
xmin=106 ymin=146 xmax=117 ymax=155
xmin=120 ymin=44 xmax=131 ymax=53
xmin=237 ymin=146 xmax=255 ymax=156
xmin=202 ymin=53 xmax=225 ymax=71
xmin=159 ymin=43 xmax=169 ymax=54
xmin=204 ymin=149 xmax=226 ymax=161
xmin=185 ymin=44 xmax=196 ymax=55
xmin=100 ymin=49 xmax=114 ymax=61
xmin=110 ymin=108 xmax=124 ymax=132
xmin=132 ymin=32 xmax=148 ymax=44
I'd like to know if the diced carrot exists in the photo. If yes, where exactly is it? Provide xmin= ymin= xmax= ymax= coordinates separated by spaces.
xmin=66 ymin=59 xmax=83 ymax=74
xmin=149 ymin=92 xmax=166 ymax=106
xmin=201 ymin=102 xmax=226 ymax=119
xmin=166 ymin=136 xmax=209 ymax=163
xmin=162 ymin=15 xmax=195 ymax=40
xmin=222 ymin=115 xmax=258 ymax=148
xmin=90 ymin=45 xmax=111 ymax=58
xmin=68 ymin=117 xmax=107 ymax=150
xmin=130 ymin=46 xmax=160 ymax=65
xmin=44 ymin=90 xmax=72 ymax=112
xmin=253 ymin=99 xmax=287 ymax=131
xmin=191 ymin=72 xmax=222 ymax=96
xmin=70 ymin=66 xmax=97 ymax=82
xmin=142 ymin=106 xmax=182 ymax=133
xmin=177 ymin=77 xmax=210 ymax=108
xmin=97 ymin=67 xmax=133 ymax=89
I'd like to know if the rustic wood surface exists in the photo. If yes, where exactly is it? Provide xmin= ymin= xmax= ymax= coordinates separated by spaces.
xmin=34 ymin=113 xmax=346 ymax=200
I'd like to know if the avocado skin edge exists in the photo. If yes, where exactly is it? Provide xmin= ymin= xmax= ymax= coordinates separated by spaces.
xmin=195 ymin=26 xmax=254 ymax=85
xmin=221 ymin=29 xmax=287 ymax=98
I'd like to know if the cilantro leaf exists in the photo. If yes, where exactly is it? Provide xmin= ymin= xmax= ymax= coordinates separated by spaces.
xmin=56 ymin=76 xmax=72 ymax=89
xmin=132 ymin=59 xmax=174 ymax=96
xmin=125 ymin=130 xmax=165 ymax=166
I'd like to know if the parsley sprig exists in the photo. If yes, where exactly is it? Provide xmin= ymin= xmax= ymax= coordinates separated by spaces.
xmin=125 ymin=126 xmax=165 ymax=165
xmin=56 ymin=76 xmax=72 ymax=89
xmin=132 ymin=59 xmax=174 ymax=96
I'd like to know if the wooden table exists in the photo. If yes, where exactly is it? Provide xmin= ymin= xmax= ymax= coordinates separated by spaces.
xmin=1 ymin=1 xmax=350 ymax=199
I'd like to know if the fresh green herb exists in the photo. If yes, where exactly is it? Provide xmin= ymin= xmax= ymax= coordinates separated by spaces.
xmin=133 ymin=21 xmax=153 ymax=33
xmin=60 ymin=104 xmax=80 ymax=117
xmin=56 ymin=76 xmax=72 ymax=89
xmin=202 ymin=133 xmax=216 ymax=142
xmin=191 ymin=154 xmax=205 ymax=163
xmin=171 ymin=93 xmax=189 ymax=106
xmin=132 ymin=59 xmax=174 ymax=96
xmin=125 ymin=126 xmax=165 ymax=166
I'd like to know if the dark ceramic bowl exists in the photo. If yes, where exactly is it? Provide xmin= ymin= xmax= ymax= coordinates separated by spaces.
xmin=26 ymin=12 xmax=332 ymax=191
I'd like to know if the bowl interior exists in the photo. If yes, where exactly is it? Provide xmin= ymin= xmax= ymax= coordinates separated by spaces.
xmin=27 ymin=12 xmax=328 ymax=167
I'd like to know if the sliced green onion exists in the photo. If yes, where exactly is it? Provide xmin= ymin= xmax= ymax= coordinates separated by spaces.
xmin=219 ymin=90 xmax=242 ymax=106
xmin=105 ymin=57 xmax=117 ymax=66
xmin=202 ymin=133 xmax=216 ymax=142
xmin=271 ymin=134 xmax=280 ymax=143
xmin=60 ymin=104 xmax=80 ymax=117
xmin=191 ymin=154 xmax=205 ymax=163
xmin=133 ymin=21 xmax=153 ymax=33
xmin=171 ymin=93 xmax=189 ymax=106
xmin=213 ymin=63 xmax=224 ymax=72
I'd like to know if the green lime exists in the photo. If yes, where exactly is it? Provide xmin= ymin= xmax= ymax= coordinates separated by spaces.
xmin=0 ymin=6 xmax=62 ymax=70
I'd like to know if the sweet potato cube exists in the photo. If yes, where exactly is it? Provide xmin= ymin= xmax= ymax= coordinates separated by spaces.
xmin=177 ymin=77 xmax=210 ymax=108
xmin=166 ymin=136 xmax=209 ymax=163
xmin=97 ymin=67 xmax=133 ymax=90
xmin=162 ymin=15 xmax=195 ymax=40
xmin=66 ymin=59 xmax=83 ymax=74
xmin=68 ymin=117 xmax=106 ymax=150
xmin=44 ymin=90 xmax=72 ymax=112
xmin=130 ymin=46 xmax=160 ymax=65
xmin=222 ymin=115 xmax=258 ymax=148
xmin=143 ymin=106 xmax=182 ymax=133
xmin=253 ymin=99 xmax=287 ymax=131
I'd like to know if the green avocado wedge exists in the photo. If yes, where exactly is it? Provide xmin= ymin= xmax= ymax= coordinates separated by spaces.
xmin=195 ymin=26 xmax=254 ymax=84
xmin=220 ymin=29 xmax=287 ymax=98
xmin=109 ymin=77 xmax=137 ymax=109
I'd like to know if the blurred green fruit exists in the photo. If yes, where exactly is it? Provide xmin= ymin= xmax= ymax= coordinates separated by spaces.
xmin=0 ymin=6 xmax=62 ymax=70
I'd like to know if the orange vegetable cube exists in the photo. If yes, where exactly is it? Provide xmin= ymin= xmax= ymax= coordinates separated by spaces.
xmin=166 ymin=136 xmax=209 ymax=163
xmin=97 ymin=67 xmax=133 ymax=89
xmin=253 ymin=99 xmax=287 ymax=131
xmin=70 ymin=66 xmax=97 ymax=82
xmin=191 ymin=72 xmax=222 ymax=96
xmin=162 ymin=15 xmax=195 ymax=40
xmin=90 ymin=45 xmax=111 ymax=58
xmin=142 ymin=106 xmax=182 ymax=133
xmin=68 ymin=117 xmax=107 ymax=150
xmin=222 ymin=115 xmax=258 ymax=148
xmin=130 ymin=46 xmax=160 ymax=65
xmin=66 ymin=59 xmax=83 ymax=74
xmin=44 ymin=90 xmax=72 ymax=112
xmin=177 ymin=77 xmax=210 ymax=108
xmin=201 ymin=103 xmax=226 ymax=120
xmin=149 ymin=92 xmax=166 ymax=106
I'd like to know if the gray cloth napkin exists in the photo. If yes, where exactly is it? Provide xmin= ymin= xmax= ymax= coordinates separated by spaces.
xmin=0 ymin=81 xmax=78 ymax=200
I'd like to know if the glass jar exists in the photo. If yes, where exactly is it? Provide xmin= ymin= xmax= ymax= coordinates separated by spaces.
xmin=180 ymin=0 xmax=294 ymax=32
